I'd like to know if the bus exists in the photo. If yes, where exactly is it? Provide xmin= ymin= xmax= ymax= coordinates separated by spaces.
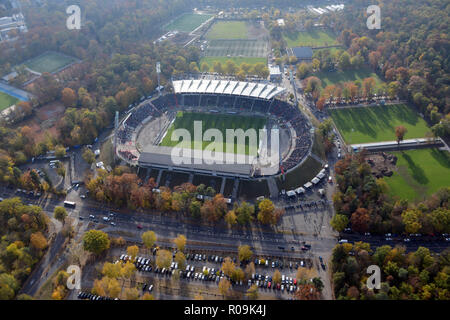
xmin=64 ymin=201 xmax=76 ymax=208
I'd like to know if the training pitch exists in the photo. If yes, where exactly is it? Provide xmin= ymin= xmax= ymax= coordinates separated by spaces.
xmin=315 ymin=67 xmax=385 ymax=90
xmin=160 ymin=111 xmax=267 ymax=155
xmin=24 ymin=52 xmax=77 ymax=74
xmin=383 ymin=149 xmax=450 ymax=202
xmin=205 ymin=21 xmax=249 ymax=40
xmin=330 ymin=104 xmax=430 ymax=144
xmin=163 ymin=13 xmax=213 ymax=33
xmin=283 ymin=29 xmax=338 ymax=47
xmin=0 ymin=92 xmax=19 ymax=112
xmin=205 ymin=39 xmax=268 ymax=58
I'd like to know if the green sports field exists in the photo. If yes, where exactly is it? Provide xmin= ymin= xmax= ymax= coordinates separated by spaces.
xmin=205 ymin=39 xmax=268 ymax=58
xmin=283 ymin=29 xmax=338 ymax=47
xmin=160 ymin=111 xmax=267 ymax=155
xmin=383 ymin=149 xmax=450 ymax=202
xmin=206 ymin=21 xmax=249 ymax=40
xmin=200 ymin=56 xmax=267 ymax=68
xmin=0 ymin=92 xmax=19 ymax=112
xmin=163 ymin=13 xmax=213 ymax=33
xmin=330 ymin=104 xmax=430 ymax=144
xmin=315 ymin=67 xmax=385 ymax=90
xmin=24 ymin=52 xmax=77 ymax=74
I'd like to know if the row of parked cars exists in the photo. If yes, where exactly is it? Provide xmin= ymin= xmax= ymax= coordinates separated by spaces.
xmin=249 ymin=273 xmax=298 ymax=293
xmin=77 ymin=291 xmax=118 ymax=300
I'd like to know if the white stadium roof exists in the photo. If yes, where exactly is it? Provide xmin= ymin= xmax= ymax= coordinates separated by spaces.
xmin=173 ymin=79 xmax=286 ymax=100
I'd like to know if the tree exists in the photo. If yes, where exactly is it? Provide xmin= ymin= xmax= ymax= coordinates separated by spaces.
xmin=82 ymin=230 xmax=110 ymax=255
xmin=246 ymin=284 xmax=258 ymax=299
xmin=55 ymin=145 xmax=66 ymax=158
xmin=54 ymin=206 xmax=67 ymax=224
xmin=174 ymin=251 xmax=186 ymax=270
xmin=330 ymin=214 xmax=349 ymax=232
xmin=30 ymin=232 xmax=48 ymax=250
xmin=221 ymin=257 xmax=236 ymax=277
xmin=173 ymin=234 xmax=186 ymax=252
xmin=124 ymin=287 xmax=139 ymax=300
xmin=61 ymin=88 xmax=77 ymax=107
xmin=295 ymin=284 xmax=321 ymax=300
xmin=238 ymin=245 xmax=253 ymax=262
xmin=218 ymin=278 xmax=231 ymax=297
xmin=401 ymin=209 xmax=423 ymax=234
xmin=350 ymin=208 xmax=370 ymax=233
xmin=395 ymin=126 xmax=408 ymax=145
xmin=156 ymin=249 xmax=172 ymax=269
xmin=224 ymin=210 xmax=237 ymax=226
xmin=93 ymin=276 xmax=121 ymax=298
xmin=142 ymin=231 xmax=157 ymax=250
xmin=257 ymin=199 xmax=276 ymax=225
xmin=141 ymin=293 xmax=154 ymax=300
xmin=273 ymin=269 xmax=282 ymax=284
xmin=127 ymin=245 xmax=139 ymax=261
xmin=82 ymin=148 xmax=96 ymax=164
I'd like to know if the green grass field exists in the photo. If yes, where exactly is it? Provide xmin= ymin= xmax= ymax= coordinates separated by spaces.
xmin=315 ymin=67 xmax=384 ymax=90
xmin=276 ymin=156 xmax=323 ymax=190
xmin=163 ymin=13 xmax=213 ymax=32
xmin=24 ymin=52 xmax=77 ymax=74
xmin=205 ymin=39 xmax=268 ymax=58
xmin=330 ymin=104 xmax=430 ymax=144
xmin=160 ymin=111 xmax=267 ymax=155
xmin=283 ymin=29 xmax=338 ymax=47
xmin=200 ymin=56 xmax=267 ymax=68
xmin=383 ymin=149 xmax=450 ymax=202
xmin=0 ymin=92 xmax=19 ymax=112
xmin=206 ymin=21 xmax=249 ymax=40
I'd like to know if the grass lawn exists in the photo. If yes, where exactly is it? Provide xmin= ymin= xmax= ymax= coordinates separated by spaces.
xmin=383 ymin=149 xmax=450 ymax=202
xmin=330 ymin=104 xmax=430 ymax=144
xmin=163 ymin=13 xmax=213 ymax=33
xmin=0 ymin=91 xmax=19 ymax=112
xmin=277 ymin=156 xmax=323 ymax=190
xmin=315 ymin=67 xmax=384 ymax=90
xmin=24 ymin=52 xmax=77 ymax=74
xmin=200 ymin=56 xmax=267 ymax=68
xmin=160 ymin=111 xmax=267 ymax=155
xmin=206 ymin=21 xmax=249 ymax=40
xmin=283 ymin=29 xmax=338 ymax=47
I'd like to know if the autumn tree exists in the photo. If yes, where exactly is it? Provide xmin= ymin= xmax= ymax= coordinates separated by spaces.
xmin=221 ymin=257 xmax=236 ymax=277
xmin=54 ymin=206 xmax=67 ymax=224
xmin=61 ymin=88 xmax=77 ymax=107
xmin=82 ymin=230 xmax=110 ymax=255
xmin=395 ymin=126 xmax=408 ymax=145
xmin=246 ymin=284 xmax=259 ymax=299
xmin=273 ymin=269 xmax=282 ymax=285
xmin=218 ymin=278 xmax=231 ymax=297
xmin=173 ymin=234 xmax=186 ymax=252
xmin=156 ymin=249 xmax=172 ymax=269
xmin=82 ymin=147 xmax=96 ymax=164
xmin=330 ymin=214 xmax=349 ymax=232
xmin=142 ymin=231 xmax=157 ymax=250
xmin=127 ymin=245 xmax=139 ymax=261
xmin=238 ymin=245 xmax=253 ymax=262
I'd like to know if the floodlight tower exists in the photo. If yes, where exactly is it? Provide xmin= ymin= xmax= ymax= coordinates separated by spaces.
xmin=113 ymin=111 xmax=119 ymax=162
xmin=289 ymin=69 xmax=298 ymax=108
xmin=156 ymin=62 xmax=161 ymax=96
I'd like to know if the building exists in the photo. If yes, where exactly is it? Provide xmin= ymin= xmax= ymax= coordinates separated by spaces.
xmin=268 ymin=64 xmax=282 ymax=82
xmin=290 ymin=46 xmax=313 ymax=62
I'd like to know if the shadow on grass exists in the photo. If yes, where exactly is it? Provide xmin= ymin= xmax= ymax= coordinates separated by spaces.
xmin=402 ymin=152 xmax=429 ymax=185
xmin=430 ymin=149 xmax=450 ymax=169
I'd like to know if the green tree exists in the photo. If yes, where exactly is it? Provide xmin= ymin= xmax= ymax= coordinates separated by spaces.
xmin=54 ymin=206 xmax=68 ymax=224
xmin=82 ymin=230 xmax=110 ymax=255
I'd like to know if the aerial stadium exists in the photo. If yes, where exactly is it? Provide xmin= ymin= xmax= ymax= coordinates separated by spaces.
xmin=115 ymin=77 xmax=313 ymax=180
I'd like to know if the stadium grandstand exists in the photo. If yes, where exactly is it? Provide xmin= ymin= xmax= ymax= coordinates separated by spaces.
xmin=115 ymin=78 xmax=313 ymax=179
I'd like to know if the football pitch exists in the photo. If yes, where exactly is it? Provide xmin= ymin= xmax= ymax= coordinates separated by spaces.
xmin=24 ymin=52 xmax=77 ymax=74
xmin=283 ymin=29 xmax=338 ymax=47
xmin=200 ymin=56 xmax=267 ymax=68
xmin=0 ymin=92 xmax=19 ymax=112
xmin=163 ymin=13 xmax=213 ymax=33
xmin=205 ymin=21 xmax=249 ymax=40
xmin=383 ymin=149 xmax=450 ymax=202
xmin=205 ymin=39 xmax=268 ymax=58
xmin=160 ymin=111 xmax=267 ymax=155
xmin=315 ymin=67 xmax=385 ymax=90
xmin=330 ymin=104 xmax=430 ymax=144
